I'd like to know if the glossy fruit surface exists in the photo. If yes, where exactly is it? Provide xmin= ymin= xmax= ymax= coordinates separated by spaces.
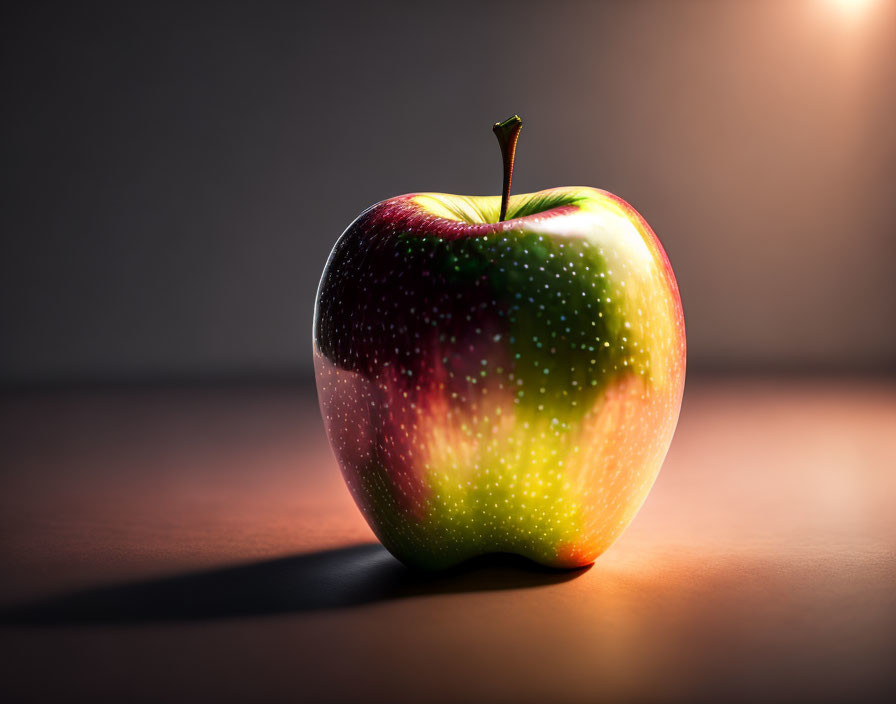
xmin=314 ymin=187 xmax=685 ymax=569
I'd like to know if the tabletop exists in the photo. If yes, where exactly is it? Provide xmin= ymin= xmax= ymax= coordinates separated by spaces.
xmin=1 ymin=377 xmax=894 ymax=703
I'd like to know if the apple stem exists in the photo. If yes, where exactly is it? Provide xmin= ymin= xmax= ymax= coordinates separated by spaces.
xmin=493 ymin=115 xmax=522 ymax=222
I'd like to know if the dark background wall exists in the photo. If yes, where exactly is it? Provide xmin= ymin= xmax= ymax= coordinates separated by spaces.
xmin=2 ymin=0 xmax=894 ymax=385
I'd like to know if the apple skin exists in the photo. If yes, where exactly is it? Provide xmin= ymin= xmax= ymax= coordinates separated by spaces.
xmin=314 ymin=187 xmax=685 ymax=569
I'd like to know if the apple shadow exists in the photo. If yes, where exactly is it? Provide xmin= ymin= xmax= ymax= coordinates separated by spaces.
xmin=0 ymin=543 xmax=589 ymax=626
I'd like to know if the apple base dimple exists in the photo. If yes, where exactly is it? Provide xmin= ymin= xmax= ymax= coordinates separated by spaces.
xmin=379 ymin=541 xmax=601 ymax=572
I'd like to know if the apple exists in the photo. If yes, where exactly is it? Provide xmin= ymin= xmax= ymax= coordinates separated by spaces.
xmin=313 ymin=116 xmax=685 ymax=569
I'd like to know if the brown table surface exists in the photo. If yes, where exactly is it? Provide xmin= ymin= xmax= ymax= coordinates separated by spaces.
xmin=1 ymin=378 xmax=895 ymax=703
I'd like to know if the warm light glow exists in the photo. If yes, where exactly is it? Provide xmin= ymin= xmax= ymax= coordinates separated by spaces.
xmin=829 ymin=0 xmax=876 ymax=12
